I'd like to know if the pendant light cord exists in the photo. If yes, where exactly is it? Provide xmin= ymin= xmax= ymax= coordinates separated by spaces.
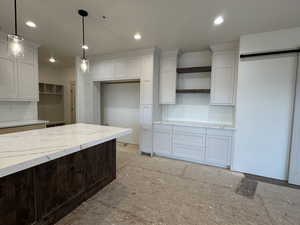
xmin=14 ymin=0 xmax=18 ymax=36
xmin=82 ymin=16 xmax=86 ymax=59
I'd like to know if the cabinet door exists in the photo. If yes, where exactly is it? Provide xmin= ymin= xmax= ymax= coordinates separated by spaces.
xmin=159 ymin=54 xmax=177 ymax=104
xmin=140 ymin=55 xmax=153 ymax=104
xmin=140 ymin=128 xmax=153 ymax=154
xmin=0 ymin=57 xmax=17 ymax=99
xmin=20 ymin=46 xmax=34 ymax=65
xmin=0 ymin=169 xmax=35 ymax=225
xmin=93 ymin=60 xmax=114 ymax=80
xmin=114 ymin=57 xmax=141 ymax=80
xmin=18 ymin=63 xmax=36 ymax=100
xmin=141 ymin=80 xmax=153 ymax=105
xmin=211 ymin=51 xmax=236 ymax=105
xmin=206 ymin=135 xmax=232 ymax=167
xmin=153 ymin=125 xmax=173 ymax=155
xmin=140 ymin=105 xmax=153 ymax=129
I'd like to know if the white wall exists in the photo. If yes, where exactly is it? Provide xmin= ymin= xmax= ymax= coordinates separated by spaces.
xmin=0 ymin=102 xmax=37 ymax=122
xmin=163 ymin=50 xmax=235 ymax=125
xmin=38 ymin=63 xmax=75 ymax=124
xmin=101 ymin=82 xmax=140 ymax=144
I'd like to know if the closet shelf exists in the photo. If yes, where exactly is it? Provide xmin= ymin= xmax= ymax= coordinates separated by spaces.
xmin=176 ymin=89 xmax=211 ymax=94
xmin=177 ymin=66 xmax=212 ymax=73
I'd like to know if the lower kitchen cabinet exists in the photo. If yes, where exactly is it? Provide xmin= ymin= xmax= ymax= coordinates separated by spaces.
xmin=140 ymin=128 xmax=153 ymax=154
xmin=206 ymin=135 xmax=232 ymax=167
xmin=153 ymin=125 xmax=172 ymax=155
xmin=153 ymin=124 xmax=234 ymax=168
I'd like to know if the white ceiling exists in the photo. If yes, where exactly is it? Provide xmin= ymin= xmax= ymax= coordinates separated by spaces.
xmin=1 ymin=0 xmax=300 ymax=65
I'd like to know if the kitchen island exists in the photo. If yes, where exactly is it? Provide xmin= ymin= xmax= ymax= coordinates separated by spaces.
xmin=0 ymin=123 xmax=131 ymax=225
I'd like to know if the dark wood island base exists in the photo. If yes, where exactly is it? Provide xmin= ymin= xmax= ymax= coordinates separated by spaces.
xmin=0 ymin=139 xmax=116 ymax=225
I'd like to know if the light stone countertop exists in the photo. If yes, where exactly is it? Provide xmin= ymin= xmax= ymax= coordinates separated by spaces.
xmin=0 ymin=120 xmax=48 ymax=129
xmin=153 ymin=120 xmax=235 ymax=130
xmin=0 ymin=123 xmax=131 ymax=178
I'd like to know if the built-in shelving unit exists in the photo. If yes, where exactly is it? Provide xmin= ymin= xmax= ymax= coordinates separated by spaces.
xmin=176 ymin=89 xmax=210 ymax=94
xmin=176 ymin=66 xmax=211 ymax=95
xmin=39 ymin=83 xmax=64 ymax=95
xmin=38 ymin=83 xmax=65 ymax=127
xmin=177 ymin=66 xmax=212 ymax=74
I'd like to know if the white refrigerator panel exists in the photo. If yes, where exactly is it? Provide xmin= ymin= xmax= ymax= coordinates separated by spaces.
xmin=233 ymin=55 xmax=297 ymax=180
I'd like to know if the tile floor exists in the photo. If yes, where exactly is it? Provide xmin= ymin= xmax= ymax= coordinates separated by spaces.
xmin=56 ymin=143 xmax=300 ymax=225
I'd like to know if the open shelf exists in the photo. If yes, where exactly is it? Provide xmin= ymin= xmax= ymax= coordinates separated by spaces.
xmin=39 ymin=83 xmax=64 ymax=96
xmin=176 ymin=89 xmax=211 ymax=94
xmin=177 ymin=66 xmax=212 ymax=74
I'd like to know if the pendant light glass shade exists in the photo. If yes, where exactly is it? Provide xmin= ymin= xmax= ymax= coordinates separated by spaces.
xmin=8 ymin=0 xmax=24 ymax=58
xmin=80 ymin=58 xmax=89 ymax=73
xmin=7 ymin=34 xmax=24 ymax=58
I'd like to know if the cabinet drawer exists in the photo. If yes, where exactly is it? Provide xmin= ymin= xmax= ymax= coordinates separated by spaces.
xmin=206 ymin=128 xmax=233 ymax=136
xmin=173 ymin=126 xmax=206 ymax=136
xmin=173 ymin=133 xmax=205 ymax=147
xmin=153 ymin=124 xmax=173 ymax=133
xmin=173 ymin=143 xmax=205 ymax=161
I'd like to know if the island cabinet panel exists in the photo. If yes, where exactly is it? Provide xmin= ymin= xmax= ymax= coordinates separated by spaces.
xmin=0 ymin=139 xmax=116 ymax=225
xmin=0 ymin=169 xmax=35 ymax=225
xmin=36 ymin=152 xmax=86 ymax=224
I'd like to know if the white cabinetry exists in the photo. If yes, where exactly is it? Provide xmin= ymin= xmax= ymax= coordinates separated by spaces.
xmin=17 ymin=63 xmax=36 ymax=100
xmin=114 ymin=57 xmax=141 ymax=80
xmin=0 ymin=57 xmax=17 ymax=98
xmin=159 ymin=50 xmax=179 ymax=104
xmin=173 ymin=126 xmax=206 ymax=162
xmin=153 ymin=124 xmax=172 ymax=155
xmin=140 ymin=128 xmax=153 ymax=154
xmin=206 ymin=129 xmax=233 ymax=167
xmin=140 ymin=55 xmax=154 ymax=105
xmin=0 ymin=38 xmax=39 ymax=101
xmin=76 ymin=49 xmax=161 ymax=154
xmin=210 ymin=43 xmax=238 ymax=105
xmin=92 ymin=57 xmax=141 ymax=81
xmin=92 ymin=60 xmax=114 ymax=80
xmin=153 ymin=123 xmax=234 ymax=168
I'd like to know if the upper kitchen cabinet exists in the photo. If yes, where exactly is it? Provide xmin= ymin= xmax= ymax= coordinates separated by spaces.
xmin=0 ymin=36 xmax=39 ymax=102
xmin=91 ymin=56 xmax=141 ymax=81
xmin=140 ymin=54 xmax=154 ymax=105
xmin=91 ymin=60 xmax=114 ymax=81
xmin=0 ymin=56 xmax=17 ymax=99
xmin=159 ymin=50 xmax=179 ymax=104
xmin=114 ymin=57 xmax=141 ymax=80
xmin=210 ymin=42 xmax=238 ymax=105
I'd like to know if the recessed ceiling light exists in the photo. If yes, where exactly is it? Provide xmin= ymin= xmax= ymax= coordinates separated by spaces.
xmin=214 ymin=16 xmax=224 ymax=26
xmin=49 ymin=57 xmax=56 ymax=63
xmin=82 ymin=45 xmax=88 ymax=50
xmin=25 ymin=21 xmax=36 ymax=28
xmin=134 ymin=32 xmax=141 ymax=40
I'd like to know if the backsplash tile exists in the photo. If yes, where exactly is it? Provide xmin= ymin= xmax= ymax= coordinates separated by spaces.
xmin=0 ymin=102 xmax=37 ymax=122
xmin=163 ymin=104 xmax=234 ymax=125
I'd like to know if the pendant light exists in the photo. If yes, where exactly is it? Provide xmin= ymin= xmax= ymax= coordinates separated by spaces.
xmin=78 ymin=9 xmax=89 ymax=73
xmin=8 ymin=0 xmax=24 ymax=58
